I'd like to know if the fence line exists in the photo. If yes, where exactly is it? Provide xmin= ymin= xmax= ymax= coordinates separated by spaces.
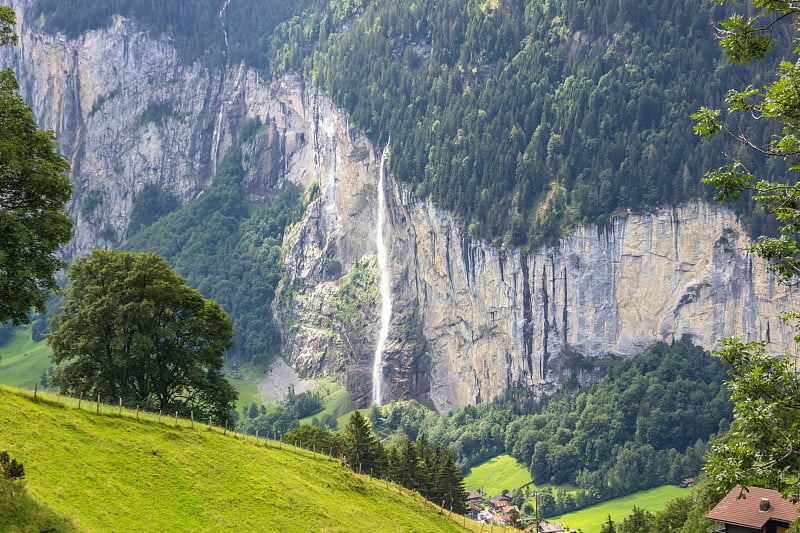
xmin=7 ymin=386 xmax=517 ymax=533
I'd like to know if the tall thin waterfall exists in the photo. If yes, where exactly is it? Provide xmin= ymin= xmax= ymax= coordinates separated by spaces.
xmin=210 ymin=0 xmax=231 ymax=175
xmin=372 ymin=144 xmax=392 ymax=406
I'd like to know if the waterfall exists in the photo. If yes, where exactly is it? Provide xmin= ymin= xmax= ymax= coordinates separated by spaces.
xmin=210 ymin=0 xmax=231 ymax=175
xmin=372 ymin=144 xmax=392 ymax=406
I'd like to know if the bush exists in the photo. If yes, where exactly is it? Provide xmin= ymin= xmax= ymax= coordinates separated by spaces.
xmin=0 ymin=451 xmax=25 ymax=480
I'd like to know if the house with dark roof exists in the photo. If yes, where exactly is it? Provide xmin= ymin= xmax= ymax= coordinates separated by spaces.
xmin=706 ymin=486 xmax=800 ymax=533
xmin=466 ymin=489 xmax=484 ymax=505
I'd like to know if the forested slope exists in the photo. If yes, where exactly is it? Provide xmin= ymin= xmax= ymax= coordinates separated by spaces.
xmin=370 ymin=342 xmax=732 ymax=515
xmin=305 ymin=0 xmax=786 ymax=244
xmin=32 ymin=0 xmax=787 ymax=247
xmin=123 ymin=149 xmax=306 ymax=364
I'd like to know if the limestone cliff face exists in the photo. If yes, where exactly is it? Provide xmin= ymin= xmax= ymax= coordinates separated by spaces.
xmin=281 ymin=150 xmax=800 ymax=411
xmin=2 ymin=0 xmax=358 ymax=257
xmin=5 ymin=0 xmax=798 ymax=412
xmin=388 ymin=197 xmax=797 ymax=411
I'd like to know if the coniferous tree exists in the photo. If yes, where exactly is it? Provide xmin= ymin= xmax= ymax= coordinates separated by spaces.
xmin=342 ymin=411 xmax=385 ymax=476
xmin=432 ymin=448 xmax=467 ymax=513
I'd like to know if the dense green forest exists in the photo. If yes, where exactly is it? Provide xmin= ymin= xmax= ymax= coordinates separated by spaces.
xmin=32 ymin=0 xmax=317 ymax=68
xmin=33 ymin=0 xmax=788 ymax=246
xmin=235 ymin=341 xmax=731 ymax=516
xmin=367 ymin=342 xmax=731 ymax=516
xmin=304 ymin=0 xmax=789 ymax=244
xmin=124 ymin=148 xmax=306 ymax=364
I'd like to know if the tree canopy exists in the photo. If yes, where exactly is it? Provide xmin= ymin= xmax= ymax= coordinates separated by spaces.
xmin=0 ymin=7 xmax=72 ymax=324
xmin=48 ymin=250 xmax=237 ymax=424
xmin=693 ymin=0 xmax=800 ymax=503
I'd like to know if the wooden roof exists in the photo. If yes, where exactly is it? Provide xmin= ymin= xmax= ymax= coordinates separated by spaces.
xmin=706 ymin=486 xmax=800 ymax=528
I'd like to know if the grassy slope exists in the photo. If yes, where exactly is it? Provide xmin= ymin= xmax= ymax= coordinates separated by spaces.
xmin=463 ymin=455 xmax=533 ymax=495
xmin=0 ymin=329 xmax=52 ymax=390
xmin=0 ymin=387 xmax=502 ymax=533
xmin=552 ymin=484 xmax=699 ymax=533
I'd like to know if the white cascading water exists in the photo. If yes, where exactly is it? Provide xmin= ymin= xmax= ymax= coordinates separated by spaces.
xmin=210 ymin=0 xmax=231 ymax=175
xmin=372 ymin=144 xmax=392 ymax=406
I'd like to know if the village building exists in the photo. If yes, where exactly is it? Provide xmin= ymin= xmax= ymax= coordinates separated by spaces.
xmin=706 ymin=486 xmax=800 ymax=533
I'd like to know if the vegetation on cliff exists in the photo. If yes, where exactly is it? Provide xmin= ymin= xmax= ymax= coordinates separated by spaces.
xmin=31 ymin=0 xmax=788 ymax=247
xmin=124 ymin=149 xmax=306 ymax=365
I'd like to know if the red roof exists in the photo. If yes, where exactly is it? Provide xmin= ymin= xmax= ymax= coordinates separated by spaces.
xmin=706 ymin=486 xmax=800 ymax=528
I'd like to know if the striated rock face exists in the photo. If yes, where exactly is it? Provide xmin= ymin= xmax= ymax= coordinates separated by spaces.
xmin=2 ymin=0 xmax=364 ymax=257
xmin=280 ymin=143 xmax=799 ymax=411
xmin=387 ymin=197 xmax=798 ymax=411
xmin=5 ymin=0 xmax=798 ymax=412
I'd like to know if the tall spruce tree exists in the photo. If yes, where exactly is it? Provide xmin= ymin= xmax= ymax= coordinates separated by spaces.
xmin=341 ymin=411 xmax=385 ymax=476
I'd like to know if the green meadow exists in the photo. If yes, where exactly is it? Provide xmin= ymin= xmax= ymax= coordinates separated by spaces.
xmin=463 ymin=454 xmax=533 ymax=495
xmin=0 ymin=328 xmax=52 ymax=390
xmin=552 ymin=484 xmax=699 ymax=533
xmin=0 ymin=386 xmax=524 ymax=533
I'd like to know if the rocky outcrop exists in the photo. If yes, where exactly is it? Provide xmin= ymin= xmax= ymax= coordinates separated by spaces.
xmin=5 ymin=0 xmax=797 ymax=412
xmin=388 ymin=197 xmax=797 ymax=411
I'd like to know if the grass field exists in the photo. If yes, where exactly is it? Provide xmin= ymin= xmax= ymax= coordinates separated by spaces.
xmin=551 ymin=484 xmax=699 ymax=533
xmin=0 ymin=328 xmax=52 ymax=390
xmin=463 ymin=455 xmax=533 ymax=495
xmin=0 ymin=386 xmax=524 ymax=533
xmin=226 ymin=368 xmax=266 ymax=409
xmin=301 ymin=381 xmax=353 ymax=427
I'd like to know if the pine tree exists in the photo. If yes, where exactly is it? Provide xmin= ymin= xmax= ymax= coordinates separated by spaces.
xmin=342 ymin=411 xmax=385 ymax=476
xmin=433 ymin=448 xmax=467 ymax=513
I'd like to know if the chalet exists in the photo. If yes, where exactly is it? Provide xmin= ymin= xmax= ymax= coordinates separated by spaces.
xmin=466 ymin=489 xmax=484 ymax=505
xmin=530 ymin=522 xmax=574 ymax=533
xmin=501 ymin=505 xmax=520 ymax=515
xmin=488 ymin=495 xmax=511 ymax=509
xmin=706 ymin=486 xmax=800 ymax=533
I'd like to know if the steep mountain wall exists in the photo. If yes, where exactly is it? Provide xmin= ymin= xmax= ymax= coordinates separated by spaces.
xmin=4 ymin=1 xmax=797 ymax=412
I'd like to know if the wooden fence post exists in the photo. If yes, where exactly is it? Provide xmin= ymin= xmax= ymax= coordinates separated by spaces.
xmin=33 ymin=382 xmax=38 ymax=401
xmin=255 ymin=430 xmax=259 ymax=444
xmin=191 ymin=411 xmax=194 ymax=430
xmin=158 ymin=410 xmax=162 ymax=423
xmin=78 ymin=392 xmax=82 ymax=409
xmin=96 ymin=394 xmax=100 ymax=414
xmin=175 ymin=411 xmax=179 ymax=426
xmin=136 ymin=405 xmax=139 ymax=420
xmin=118 ymin=398 xmax=122 ymax=415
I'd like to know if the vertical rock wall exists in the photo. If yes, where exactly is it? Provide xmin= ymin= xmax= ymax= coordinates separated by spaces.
xmin=4 ymin=0 xmax=797 ymax=412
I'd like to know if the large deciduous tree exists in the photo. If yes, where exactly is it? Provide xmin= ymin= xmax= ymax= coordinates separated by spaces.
xmin=0 ymin=7 xmax=72 ymax=324
xmin=49 ymin=250 xmax=237 ymax=423
xmin=693 ymin=0 xmax=800 ymax=502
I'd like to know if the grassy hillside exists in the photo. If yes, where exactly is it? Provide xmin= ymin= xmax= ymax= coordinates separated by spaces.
xmin=552 ymin=484 xmax=699 ymax=533
xmin=0 ymin=328 xmax=52 ymax=390
xmin=0 ymin=386 xmax=502 ymax=532
xmin=463 ymin=455 xmax=532 ymax=495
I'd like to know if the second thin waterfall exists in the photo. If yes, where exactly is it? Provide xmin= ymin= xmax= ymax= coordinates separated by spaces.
xmin=372 ymin=144 xmax=392 ymax=406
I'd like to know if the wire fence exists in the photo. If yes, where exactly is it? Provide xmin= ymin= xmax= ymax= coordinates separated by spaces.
xmin=7 ymin=384 xmax=521 ymax=533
